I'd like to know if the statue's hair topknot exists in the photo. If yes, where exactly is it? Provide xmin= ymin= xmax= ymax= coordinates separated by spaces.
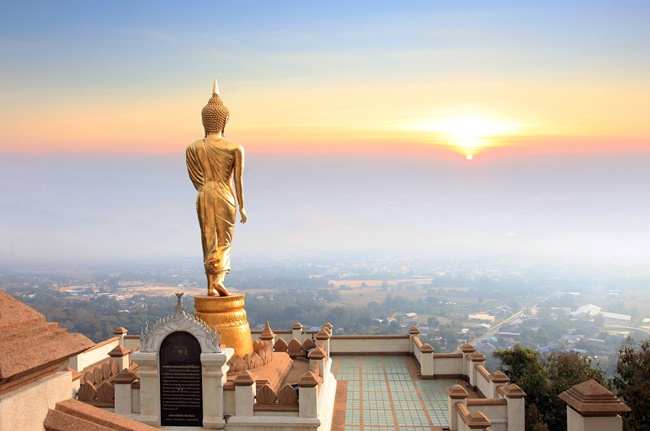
xmin=201 ymin=93 xmax=229 ymax=134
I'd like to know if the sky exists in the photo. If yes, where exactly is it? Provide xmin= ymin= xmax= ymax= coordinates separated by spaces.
xmin=1 ymin=1 xmax=649 ymax=267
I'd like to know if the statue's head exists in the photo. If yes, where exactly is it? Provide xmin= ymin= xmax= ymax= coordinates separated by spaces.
xmin=202 ymin=80 xmax=229 ymax=137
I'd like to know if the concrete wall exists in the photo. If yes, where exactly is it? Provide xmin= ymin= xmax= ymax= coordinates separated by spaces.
xmin=68 ymin=337 xmax=120 ymax=372
xmin=0 ymin=371 xmax=71 ymax=431
xmin=251 ymin=331 xmax=411 ymax=355
xmin=467 ymin=402 xmax=507 ymax=431
xmin=330 ymin=335 xmax=410 ymax=354
xmin=475 ymin=365 xmax=491 ymax=397
xmin=124 ymin=335 xmax=141 ymax=351
xmin=433 ymin=355 xmax=463 ymax=376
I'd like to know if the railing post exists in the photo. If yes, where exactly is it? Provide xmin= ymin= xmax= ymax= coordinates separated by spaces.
xmin=308 ymin=346 xmax=326 ymax=379
xmin=559 ymin=380 xmax=630 ymax=431
xmin=467 ymin=351 xmax=486 ymax=391
xmin=201 ymin=350 xmax=231 ymax=428
xmin=113 ymin=368 xmax=137 ymax=415
xmin=460 ymin=344 xmax=476 ymax=379
xmin=298 ymin=372 xmax=319 ymax=418
xmin=498 ymin=384 xmax=527 ymax=431
xmin=234 ymin=370 xmax=256 ymax=417
xmin=114 ymin=326 xmax=128 ymax=346
xmin=489 ymin=370 xmax=509 ymax=399
xmin=408 ymin=326 xmax=420 ymax=354
xmin=447 ymin=384 xmax=469 ymax=431
xmin=316 ymin=328 xmax=331 ymax=357
xmin=420 ymin=343 xmax=435 ymax=379
xmin=259 ymin=321 xmax=276 ymax=346
xmin=108 ymin=344 xmax=131 ymax=371
xmin=292 ymin=322 xmax=303 ymax=342
xmin=130 ymin=351 xmax=159 ymax=425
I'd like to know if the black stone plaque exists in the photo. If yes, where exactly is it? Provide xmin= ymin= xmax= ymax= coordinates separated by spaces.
xmin=159 ymin=331 xmax=203 ymax=426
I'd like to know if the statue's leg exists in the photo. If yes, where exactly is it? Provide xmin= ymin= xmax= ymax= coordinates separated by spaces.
xmin=213 ymin=273 xmax=230 ymax=296
xmin=212 ymin=201 xmax=236 ymax=296
xmin=199 ymin=192 xmax=220 ymax=296
xmin=207 ymin=274 xmax=218 ymax=296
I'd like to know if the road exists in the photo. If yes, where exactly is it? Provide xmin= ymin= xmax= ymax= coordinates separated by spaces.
xmin=465 ymin=293 xmax=556 ymax=348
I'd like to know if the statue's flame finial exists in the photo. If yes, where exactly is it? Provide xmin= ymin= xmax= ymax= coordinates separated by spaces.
xmin=213 ymin=79 xmax=220 ymax=95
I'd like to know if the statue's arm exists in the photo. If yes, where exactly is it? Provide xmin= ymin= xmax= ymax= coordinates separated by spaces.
xmin=234 ymin=145 xmax=247 ymax=223
xmin=186 ymin=145 xmax=204 ymax=191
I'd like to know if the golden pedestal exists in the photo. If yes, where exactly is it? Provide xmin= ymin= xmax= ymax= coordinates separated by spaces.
xmin=194 ymin=294 xmax=253 ymax=358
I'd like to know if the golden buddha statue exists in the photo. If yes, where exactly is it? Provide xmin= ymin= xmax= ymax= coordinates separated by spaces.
xmin=186 ymin=80 xmax=247 ymax=297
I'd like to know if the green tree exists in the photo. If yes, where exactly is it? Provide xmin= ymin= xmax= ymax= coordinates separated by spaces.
xmin=494 ymin=346 xmax=548 ymax=431
xmin=543 ymin=352 xmax=606 ymax=431
xmin=612 ymin=337 xmax=650 ymax=431
xmin=494 ymin=346 xmax=605 ymax=431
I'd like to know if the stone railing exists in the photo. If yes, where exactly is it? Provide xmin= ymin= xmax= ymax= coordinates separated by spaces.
xmin=226 ymin=322 xmax=337 ymax=431
xmin=407 ymin=327 xmax=465 ymax=379
xmin=412 ymin=334 xmax=435 ymax=378
xmin=70 ymin=327 xmax=136 ymax=408
xmin=432 ymin=353 xmax=464 ymax=377
xmin=68 ymin=336 xmax=121 ymax=373
xmin=75 ymin=338 xmax=136 ymax=409
xmin=447 ymin=383 xmax=526 ymax=431
xmin=251 ymin=325 xmax=410 ymax=355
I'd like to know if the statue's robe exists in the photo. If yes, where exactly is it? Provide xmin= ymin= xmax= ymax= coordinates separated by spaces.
xmin=186 ymin=139 xmax=237 ymax=274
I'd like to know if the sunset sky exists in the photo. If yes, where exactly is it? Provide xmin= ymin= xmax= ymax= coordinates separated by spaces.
xmin=1 ymin=1 xmax=649 ymax=266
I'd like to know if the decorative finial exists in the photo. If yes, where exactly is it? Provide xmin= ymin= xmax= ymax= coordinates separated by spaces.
xmin=213 ymin=79 xmax=220 ymax=95
xmin=174 ymin=292 xmax=186 ymax=314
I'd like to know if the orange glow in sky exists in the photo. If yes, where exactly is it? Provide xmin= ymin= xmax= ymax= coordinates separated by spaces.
xmin=405 ymin=115 xmax=526 ymax=159
xmin=1 ymin=4 xmax=649 ymax=159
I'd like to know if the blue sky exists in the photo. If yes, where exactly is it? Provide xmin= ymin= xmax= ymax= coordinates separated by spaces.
xmin=1 ymin=1 xmax=649 ymax=267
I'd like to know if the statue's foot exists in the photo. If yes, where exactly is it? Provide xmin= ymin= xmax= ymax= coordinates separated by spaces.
xmin=207 ymin=288 xmax=219 ymax=297
xmin=214 ymin=281 xmax=230 ymax=296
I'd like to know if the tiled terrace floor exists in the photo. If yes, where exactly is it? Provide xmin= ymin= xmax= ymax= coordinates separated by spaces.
xmin=332 ymin=356 xmax=474 ymax=431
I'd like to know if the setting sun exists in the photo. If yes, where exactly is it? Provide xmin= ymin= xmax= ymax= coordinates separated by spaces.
xmin=408 ymin=115 xmax=525 ymax=158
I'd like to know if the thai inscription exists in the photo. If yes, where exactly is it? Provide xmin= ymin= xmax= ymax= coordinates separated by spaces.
xmin=160 ymin=331 xmax=203 ymax=426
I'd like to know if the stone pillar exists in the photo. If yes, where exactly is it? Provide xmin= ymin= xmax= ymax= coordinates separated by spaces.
xmin=202 ymin=349 xmax=232 ymax=428
xmin=467 ymin=351 xmax=486 ymax=390
xmin=315 ymin=328 xmax=331 ymax=357
xmin=497 ymin=384 xmax=526 ymax=431
xmin=234 ymin=370 xmax=256 ymax=417
xmin=298 ymin=372 xmax=319 ymax=418
xmin=559 ymin=380 xmax=630 ymax=431
xmin=408 ymin=326 xmax=421 ymax=354
xmin=108 ymin=344 xmax=131 ymax=371
xmin=114 ymin=326 xmax=128 ymax=345
xmin=113 ymin=368 xmax=138 ymax=415
xmin=308 ymin=346 xmax=326 ymax=379
xmin=447 ymin=384 xmax=469 ymax=431
xmin=489 ymin=370 xmax=509 ymax=399
xmin=420 ymin=343 xmax=435 ymax=379
xmin=323 ymin=322 xmax=333 ymax=336
xmin=292 ymin=322 xmax=303 ymax=342
xmin=460 ymin=344 xmax=476 ymax=380
xmin=259 ymin=321 xmax=276 ymax=346
xmin=131 ymin=351 xmax=159 ymax=426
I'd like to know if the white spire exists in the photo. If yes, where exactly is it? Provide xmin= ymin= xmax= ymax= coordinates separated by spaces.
xmin=213 ymin=79 xmax=220 ymax=95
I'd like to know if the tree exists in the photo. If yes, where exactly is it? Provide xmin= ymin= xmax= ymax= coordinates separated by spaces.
xmin=543 ymin=351 xmax=605 ymax=431
xmin=494 ymin=345 xmax=606 ymax=431
xmin=494 ymin=345 xmax=548 ymax=431
xmin=612 ymin=337 xmax=650 ymax=431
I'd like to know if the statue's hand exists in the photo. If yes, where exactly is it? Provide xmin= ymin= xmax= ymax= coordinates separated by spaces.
xmin=240 ymin=209 xmax=248 ymax=224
